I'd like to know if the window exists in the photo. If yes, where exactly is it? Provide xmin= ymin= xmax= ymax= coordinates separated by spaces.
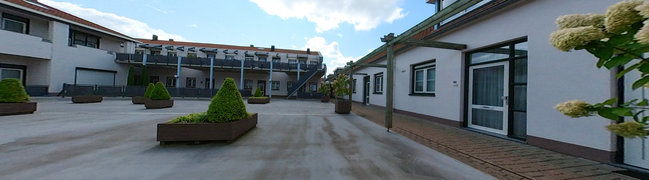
xmin=259 ymin=57 xmax=267 ymax=62
xmin=309 ymin=61 xmax=318 ymax=65
xmin=2 ymin=13 xmax=28 ymax=34
xmin=150 ymin=76 xmax=159 ymax=83
xmin=186 ymin=77 xmax=196 ymax=88
xmin=69 ymin=30 xmax=100 ymax=48
xmin=244 ymin=79 xmax=253 ymax=89
xmin=166 ymin=76 xmax=176 ymax=87
xmin=204 ymin=78 xmax=212 ymax=89
xmin=150 ymin=50 xmax=160 ymax=55
xmin=374 ymin=73 xmax=383 ymax=94
xmin=225 ymin=55 xmax=234 ymax=60
xmin=411 ymin=61 xmax=436 ymax=95
xmin=299 ymin=60 xmax=307 ymax=64
xmin=272 ymin=57 xmax=281 ymax=63
xmin=168 ymin=52 xmax=177 ymax=57
xmin=245 ymin=56 xmax=253 ymax=61
xmin=0 ymin=68 xmax=23 ymax=81
xmin=206 ymin=53 xmax=216 ymax=58
xmin=187 ymin=53 xmax=197 ymax=58
xmin=271 ymin=81 xmax=280 ymax=90
xmin=310 ymin=83 xmax=317 ymax=92
xmin=288 ymin=60 xmax=297 ymax=64
xmin=135 ymin=50 xmax=145 ymax=55
xmin=352 ymin=78 xmax=357 ymax=93
xmin=287 ymin=81 xmax=295 ymax=89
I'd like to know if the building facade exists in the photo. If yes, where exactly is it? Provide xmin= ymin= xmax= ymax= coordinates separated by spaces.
xmin=339 ymin=0 xmax=649 ymax=170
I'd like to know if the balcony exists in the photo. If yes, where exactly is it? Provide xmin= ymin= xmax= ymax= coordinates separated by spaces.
xmin=0 ymin=29 xmax=52 ymax=60
xmin=115 ymin=53 xmax=324 ymax=73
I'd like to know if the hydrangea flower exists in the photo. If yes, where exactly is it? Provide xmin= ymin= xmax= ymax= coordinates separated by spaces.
xmin=635 ymin=1 xmax=649 ymax=18
xmin=606 ymin=121 xmax=648 ymax=138
xmin=604 ymin=0 xmax=644 ymax=34
xmin=555 ymin=100 xmax=592 ymax=118
xmin=635 ymin=20 xmax=649 ymax=44
xmin=550 ymin=26 xmax=607 ymax=51
xmin=556 ymin=14 xmax=605 ymax=29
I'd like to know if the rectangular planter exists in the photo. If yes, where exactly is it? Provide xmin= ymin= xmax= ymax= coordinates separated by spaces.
xmin=132 ymin=96 xmax=146 ymax=104
xmin=0 ymin=102 xmax=37 ymax=116
xmin=335 ymin=99 xmax=351 ymax=114
xmin=145 ymin=99 xmax=174 ymax=109
xmin=321 ymin=96 xmax=330 ymax=102
xmin=71 ymin=95 xmax=103 ymax=103
xmin=247 ymin=98 xmax=270 ymax=104
xmin=157 ymin=113 xmax=258 ymax=143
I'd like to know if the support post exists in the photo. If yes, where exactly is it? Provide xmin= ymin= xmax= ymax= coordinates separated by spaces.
xmin=297 ymin=63 xmax=301 ymax=80
xmin=386 ymin=44 xmax=394 ymax=130
xmin=176 ymin=56 xmax=182 ymax=88
xmin=240 ymin=59 xmax=244 ymax=90
xmin=269 ymin=61 xmax=273 ymax=98
xmin=348 ymin=71 xmax=352 ymax=102
xmin=209 ymin=57 xmax=214 ymax=90
xmin=142 ymin=54 xmax=147 ymax=66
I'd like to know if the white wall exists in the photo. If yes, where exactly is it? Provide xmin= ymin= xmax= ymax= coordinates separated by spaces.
xmin=0 ymin=54 xmax=50 ymax=86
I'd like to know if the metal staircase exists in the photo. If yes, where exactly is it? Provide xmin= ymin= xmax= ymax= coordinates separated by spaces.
xmin=286 ymin=65 xmax=323 ymax=98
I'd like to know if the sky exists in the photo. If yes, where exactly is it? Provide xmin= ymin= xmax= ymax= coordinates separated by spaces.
xmin=39 ymin=0 xmax=437 ymax=75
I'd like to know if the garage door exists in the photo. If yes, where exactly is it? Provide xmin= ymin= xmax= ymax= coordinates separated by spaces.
xmin=75 ymin=68 xmax=115 ymax=86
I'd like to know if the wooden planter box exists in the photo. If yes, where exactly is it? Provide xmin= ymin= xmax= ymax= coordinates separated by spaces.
xmin=321 ymin=95 xmax=330 ymax=102
xmin=247 ymin=98 xmax=270 ymax=104
xmin=0 ymin=102 xmax=37 ymax=116
xmin=335 ymin=99 xmax=351 ymax=114
xmin=145 ymin=99 xmax=174 ymax=109
xmin=157 ymin=113 xmax=258 ymax=143
xmin=72 ymin=95 xmax=103 ymax=103
xmin=132 ymin=96 xmax=146 ymax=104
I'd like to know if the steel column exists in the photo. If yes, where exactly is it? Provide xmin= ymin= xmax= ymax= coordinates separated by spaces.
xmin=385 ymin=44 xmax=394 ymax=130
xmin=269 ymin=61 xmax=273 ymax=98
xmin=210 ymin=57 xmax=214 ymax=90
xmin=142 ymin=54 xmax=147 ymax=66
xmin=240 ymin=59 xmax=244 ymax=89
xmin=176 ymin=56 xmax=181 ymax=88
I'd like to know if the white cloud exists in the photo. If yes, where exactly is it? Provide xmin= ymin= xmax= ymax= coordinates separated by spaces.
xmin=188 ymin=24 xmax=198 ymax=28
xmin=303 ymin=36 xmax=361 ymax=75
xmin=250 ymin=0 xmax=406 ymax=32
xmin=337 ymin=33 xmax=343 ymax=38
xmin=145 ymin=4 xmax=169 ymax=14
xmin=40 ymin=0 xmax=185 ymax=41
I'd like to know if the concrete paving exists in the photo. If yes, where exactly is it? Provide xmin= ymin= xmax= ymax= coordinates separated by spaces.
xmin=0 ymin=98 xmax=495 ymax=180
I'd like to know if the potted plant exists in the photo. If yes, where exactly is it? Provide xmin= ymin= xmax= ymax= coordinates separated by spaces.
xmin=132 ymin=83 xmax=153 ymax=104
xmin=71 ymin=86 xmax=102 ymax=103
xmin=319 ymin=82 xmax=331 ymax=103
xmin=247 ymin=88 xmax=270 ymax=104
xmin=332 ymin=74 xmax=351 ymax=114
xmin=157 ymin=78 xmax=257 ymax=144
xmin=145 ymin=82 xmax=173 ymax=109
xmin=0 ymin=78 xmax=37 ymax=115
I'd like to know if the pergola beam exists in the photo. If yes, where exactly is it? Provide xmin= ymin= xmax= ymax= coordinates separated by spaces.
xmin=401 ymin=39 xmax=467 ymax=50
xmin=357 ymin=64 xmax=387 ymax=68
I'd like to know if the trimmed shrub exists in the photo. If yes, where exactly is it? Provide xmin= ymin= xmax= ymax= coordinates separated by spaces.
xmin=169 ymin=112 xmax=208 ymax=123
xmin=249 ymin=96 xmax=269 ymax=99
xmin=253 ymin=88 xmax=263 ymax=97
xmin=149 ymin=82 xmax=171 ymax=100
xmin=207 ymin=78 xmax=248 ymax=123
xmin=127 ymin=66 xmax=135 ymax=86
xmin=0 ymin=78 xmax=30 ymax=103
xmin=140 ymin=67 xmax=149 ymax=86
xmin=144 ymin=83 xmax=154 ymax=98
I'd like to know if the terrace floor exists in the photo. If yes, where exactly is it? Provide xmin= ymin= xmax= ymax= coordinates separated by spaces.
xmin=0 ymin=98 xmax=493 ymax=179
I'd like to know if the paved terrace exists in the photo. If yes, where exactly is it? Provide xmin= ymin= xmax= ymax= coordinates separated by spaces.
xmin=0 ymin=98 xmax=492 ymax=179
xmin=351 ymin=103 xmax=639 ymax=180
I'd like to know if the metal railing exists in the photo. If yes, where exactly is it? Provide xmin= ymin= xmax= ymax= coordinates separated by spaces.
xmin=61 ymin=83 xmax=252 ymax=98
xmin=286 ymin=65 xmax=323 ymax=98
xmin=116 ymin=53 xmax=323 ymax=71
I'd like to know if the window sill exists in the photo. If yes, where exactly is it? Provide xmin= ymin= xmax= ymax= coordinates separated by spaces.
xmin=373 ymin=92 xmax=383 ymax=94
xmin=409 ymin=93 xmax=435 ymax=97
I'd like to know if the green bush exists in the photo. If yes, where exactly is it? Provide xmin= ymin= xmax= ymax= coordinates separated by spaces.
xmin=207 ymin=78 xmax=248 ymax=123
xmin=144 ymin=83 xmax=154 ymax=98
xmin=149 ymin=82 xmax=171 ymax=100
xmin=140 ymin=67 xmax=149 ymax=86
xmin=127 ymin=66 xmax=135 ymax=86
xmin=249 ymin=96 xmax=269 ymax=99
xmin=0 ymin=78 xmax=30 ymax=103
xmin=169 ymin=112 xmax=207 ymax=123
xmin=253 ymin=88 xmax=263 ymax=97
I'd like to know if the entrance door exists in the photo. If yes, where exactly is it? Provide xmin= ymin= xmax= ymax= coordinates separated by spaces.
xmin=624 ymin=69 xmax=649 ymax=169
xmin=257 ymin=80 xmax=266 ymax=96
xmin=468 ymin=62 xmax=509 ymax=135
xmin=363 ymin=76 xmax=370 ymax=105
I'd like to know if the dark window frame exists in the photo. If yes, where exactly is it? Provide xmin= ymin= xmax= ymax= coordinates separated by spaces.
xmin=352 ymin=78 xmax=357 ymax=93
xmin=373 ymin=72 xmax=383 ymax=94
xmin=410 ymin=59 xmax=436 ymax=96
xmin=68 ymin=30 xmax=100 ymax=49
xmin=271 ymin=81 xmax=280 ymax=90
xmin=1 ymin=13 xmax=29 ymax=34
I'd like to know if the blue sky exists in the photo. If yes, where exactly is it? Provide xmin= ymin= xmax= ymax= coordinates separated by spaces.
xmin=40 ymin=0 xmax=436 ymax=74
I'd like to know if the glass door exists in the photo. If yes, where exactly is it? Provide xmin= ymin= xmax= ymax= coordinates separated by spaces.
xmin=468 ymin=62 xmax=509 ymax=135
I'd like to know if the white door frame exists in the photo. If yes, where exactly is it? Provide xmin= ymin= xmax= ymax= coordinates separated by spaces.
xmin=467 ymin=61 xmax=509 ymax=135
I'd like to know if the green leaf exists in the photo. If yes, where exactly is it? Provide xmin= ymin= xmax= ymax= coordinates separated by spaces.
xmin=611 ymin=107 xmax=633 ymax=116
xmin=632 ymin=76 xmax=649 ymax=90
xmin=593 ymin=46 xmax=614 ymax=61
xmin=617 ymin=63 xmax=641 ymax=78
xmin=638 ymin=99 xmax=648 ymax=106
xmin=608 ymin=33 xmax=634 ymax=46
xmin=602 ymin=98 xmax=618 ymax=106
xmin=604 ymin=55 xmax=633 ymax=69
xmin=597 ymin=108 xmax=620 ymax=121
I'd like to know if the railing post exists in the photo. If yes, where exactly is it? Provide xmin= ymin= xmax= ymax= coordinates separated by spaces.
xmin=269 ymin=60 xmax=273 ymax=98
xmin=176 ymin=56 xmax=182 ymax=88
xmin=240 ymin=59 xmax=245 ymax=90
xmin=210 ymin=57 xmax=214 ymax=90
xmin=297 ymin=63 xmax=301 ymax=81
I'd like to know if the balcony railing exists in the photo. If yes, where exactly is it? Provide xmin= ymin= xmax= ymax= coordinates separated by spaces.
xmin=116 ymin=53 xmax=324 ymax=71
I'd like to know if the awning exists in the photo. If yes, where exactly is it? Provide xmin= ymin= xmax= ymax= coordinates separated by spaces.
xmin=244 ymin=51 xmax=254 ymax=57
xmin=222 ymin=49 xmax=229 ymax=54
xmin=255 ymin=52 xmax=269 ymax=57
xmin=165 ymin=46 xmax=174 ymax=50
xmin=138 ymin=44 xmax=162 ymax=49
xmin=188 ymin=47 xmax=196 ymax=52
xmin=176 ymin=46 xmax=185 ymax=51
xmin=200 ymin=48 xmax=218 ymax=53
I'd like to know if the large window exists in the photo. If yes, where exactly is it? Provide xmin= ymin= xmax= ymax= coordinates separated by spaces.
xmin=244 ymin=79 xmax=253 ymax=89
xmin=69 ymin=30 xmax=100 ymax=48
xmin=186 ymin=77 xmax=196 ymax=88
xmin=288 ymin=60 xmax=297 ymax=64
xmin=166 ymin=77 xmax=176 ymax=87
xmin=259 ymin=57 xmax=267 ymax=62
xmin=287 ymin=81 xmax=295 ymax=90
xmin=2 ymin=13 xmax=28 ymax=34
xmin=245 ymin=56 xmax=253 ymax=61
xmin=225 ymin=55 xmax=234 ymax=60
xmin=168 ymin=52 xmax=177 ymax=57
xmin=374 ymin=73 xmax=383 ymax=94
xmin=411 ymin=61 xmax=436 ymax=95
xmin=187 ymin=53 xmax=197 ymax=58
xmin=271 ymin=81 xmax=280 ymax=90
xmin=272 ymin=57 xmax=281 ymax=63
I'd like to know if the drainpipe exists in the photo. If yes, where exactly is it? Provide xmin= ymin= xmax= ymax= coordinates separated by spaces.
xmin=210 ymin=57 xmax=214 ymax=90
xmin=240 ymin=58 xmax=244 ymax=90
xmin=176 ymin=56 xmax=182 ymax=88
xmin=269 ymin=61 xmax=273 ymax=98
xmin=297 ymin=63 xmax=301 ymax=80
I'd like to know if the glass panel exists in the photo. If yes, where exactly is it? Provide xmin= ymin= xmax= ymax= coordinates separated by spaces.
xmin=415 ymin=70 xmax=423 ymax=92
xmin=259 ymin=57 xmax=267 ymax=62
xmin=74 ymin=33 xmax=86 ymax=46
xmin=426 ymin=68 xmax=435 ymax=92
xmin=514 ymin=42 xmax=528 ymax=57
xmin=513 ymin=85 xmax=527 ymax=111
xmin=471 ymin=108 xmax=503 ymax=130
xmin=512 ymin=112 xmax=527 ymax=138
xmin=514 ymin=58 xmax=527 ymax=84
xmin=86 ymin=36 xmax=98 ymax=48
xmin=470 ymin=45 xmax=510 ymax=64
xmin=1 ymin=69 xmax=21 ymax=80
xmin=472 ymin=65 xmax=504 ymax=106
xmin=3 ymin=19 xmax=25 ymax=33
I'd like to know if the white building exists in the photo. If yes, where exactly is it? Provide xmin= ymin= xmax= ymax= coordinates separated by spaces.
xmin=0 ymin=0 xmax=325 ymax=97
xmin=341 ymin=0 xmax=649 ymax=170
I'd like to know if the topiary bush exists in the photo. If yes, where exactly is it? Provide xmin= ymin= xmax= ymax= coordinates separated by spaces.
xmin=144 ymin=83 xmax=154 ymax=98
xmin=169 ymin=112 xmax=207 ymax=123
xmin=127 ymin=66 xmax=135 ymax=86
xmin=207 ymin=78 xmax=248 ymax=123
xmin=0 ymin=78 xmax=30 ymax=103
xmin=140 ymin=67 xmax=149 ymax=86
xmin=253 ymin=88 xmax=263 ymax=97
xmin=149 ymin=82 xmax=171 ymax=100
